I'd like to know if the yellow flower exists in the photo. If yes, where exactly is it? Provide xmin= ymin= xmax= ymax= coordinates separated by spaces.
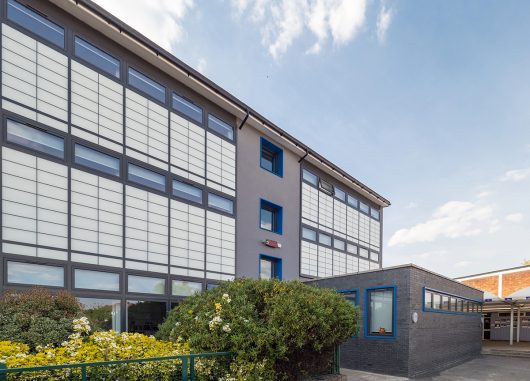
xmin=215 ymin=303 xmax=222 ymax=312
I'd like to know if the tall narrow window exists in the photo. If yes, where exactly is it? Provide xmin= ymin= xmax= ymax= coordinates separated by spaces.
xmin=259 ymin=255 xmax=282 ymax=280
xmin=367 ymin=288 xmax=395 ymax=337
xmin=424 ymin=290 xmax=434 ymax=309
xmin=208 ymin=114 xmax=234 ymax=140
xmin=172 ymin=93 xmax=203 ymax=124
xmin=128 ymin=163 xmax=166 ymax=192
xmin=260 ymin=200 xmax=282 ymax=234
xmin=260 ymin=138 xmax=283 ymax=176
xmin=74 ymin=144 xmax=120 ymax=177
xmin=128 ymin=68 xmax=166 ymax=103
xmin=74 ymin=37 xmax=120 ymax=78
xmin=7 ymin=0 xmax=65 ymax=48
xmin=6 ymin=119 xmax=64 ymax=158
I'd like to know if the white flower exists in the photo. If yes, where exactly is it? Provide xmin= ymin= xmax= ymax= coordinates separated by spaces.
xmin=222 ymin=324 xmax=231 ymax=333
xmin=222 ymin=294 xmax=231 ymax=303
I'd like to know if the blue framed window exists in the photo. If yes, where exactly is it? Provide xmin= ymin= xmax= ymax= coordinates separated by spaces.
xmin=128 ymin=67 xmax=166 ymax=103
xmin=74 ymin=36 xmax=120 ymax=78
xmin=208 ymin=114 xmax=234 ymax=141
xmin=338 ymin=289 xmax=358 ymax=306
xmin=7 ymin=0 xmax=65 ymax=48
xmin=423 ymin=288 xmax=482 ymax=315
xmin=6 ymin=119 xmax=64 ymax=159
xmin=260 ymin=199 xmax=283 ymax=234
xmin=208 ymin=193 xmax=234 ymax=214
xmin=260 ymin=138 xmax=283 ymax=177
xmin=127 ymin=163 xmax=166 ymax=192
xmin=365 ymin=286 xmax=396 ymax=339
xmin=74 ymin=144 xmax=120 ymax=177
xmin=172 ymin=93 xmax=203 ymax=124
xmin=259 ymin=254 xmax=282 ymax=280
xmin=173 ymin=179 xmax=202 ymax=204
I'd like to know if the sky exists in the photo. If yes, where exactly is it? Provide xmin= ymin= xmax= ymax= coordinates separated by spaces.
xmin=93 ymin=0 xmax=530 ymax=278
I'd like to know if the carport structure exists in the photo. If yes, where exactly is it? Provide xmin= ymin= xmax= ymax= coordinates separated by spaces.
xmin=456 ymin=265 xmax=530 ymax=345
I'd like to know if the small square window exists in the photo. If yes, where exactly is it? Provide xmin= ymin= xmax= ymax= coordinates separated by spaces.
xmin=347 ymin=195 xmax=358 ymax=208
xmin=360 ymin=202 xmax=370 ymax=214
xmin=371 ymin=208 xmax=380 ymax=220
xmin=259 ymin=255 xmax=282 ymax=280
xmin=334 ymin=239 xmax=345 ymax=251
xmin=260 ymin=199 xmax=283 ymax=234
xmin=208 ymin=193 xmax=234 ymax=214
xmin=319 ymin=233 xmax=332 ymax=246
xmin=347 ymin=244 xmax=357 ymax=254
xmin=319 ymin=179 xmax=334 ymax=195
xmin=302 ymin=227 xmax=317 ymax=241
xmin=302 ymin=169 xmax=318 ymax=186
xmin=260 ymin=138 xmax=283 ymax=176
xmin=335 ymin=188 xmax=346 ymax=201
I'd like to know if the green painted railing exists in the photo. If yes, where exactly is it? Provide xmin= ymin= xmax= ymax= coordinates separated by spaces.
xmin=0 ymin=351 xmax=233 ymax=381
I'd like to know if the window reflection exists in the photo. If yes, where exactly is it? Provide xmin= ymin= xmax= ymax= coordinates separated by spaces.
xmin=7 ymin=261 xmax=63 ymax=287
xmin=79 ymin=298 xmax=121 ymax=332
xmin=128 ymin=275 xmax=166 ymax=295
xmin=75 ymin=269 xmax=120 ymax=292
xmin=126 ymin=300 xmax=166 ymax=335
xmin=7 ymin=119 xmax=64 ymax=158
xmin=172 ymin=280 xmax=203 ymax=296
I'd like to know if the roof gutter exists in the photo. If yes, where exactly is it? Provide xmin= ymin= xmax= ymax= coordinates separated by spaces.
xmin=52 ymin=0 xmax=391 ymax=207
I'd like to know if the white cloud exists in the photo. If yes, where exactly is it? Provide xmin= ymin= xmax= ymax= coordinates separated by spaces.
xmin=196 ymin=58 xmax=207 ymax=74
xmin=454 ymin=260 xmax=472 ymax=268
xmin=232 ymin=0 xmax=368 ymax=59
xmin=405 ymin=201 xmax=418 ymax=209
xmin=388 ymin=201 xmax=499 ymax=247
xmin=500 ymin=168 xmax=530 ymax=182
xmin=506 ymin=213 xmax=524 ymax=223
xmin=91 ymin=0 xmax=194 ymax=51
xmin=376 ymin=3 xmax=394 ymax=44
xmin=476 ymin=191 xmax=493 ymax=199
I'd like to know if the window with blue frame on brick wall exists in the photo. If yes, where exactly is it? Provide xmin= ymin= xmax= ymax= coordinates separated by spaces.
xmin=259 ymin=254 xmax=282 ymax=280
xmin=260 ymin=199 xmax=283 ymax=234
xmin=260 ymin=137 xmax=283 ymax=177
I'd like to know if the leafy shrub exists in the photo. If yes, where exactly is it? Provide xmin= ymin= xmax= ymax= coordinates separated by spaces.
xmin=157 ymin=278 xmax=359 ymax=381
xmin=0 ymin=317 xmax=191 ymax=381
xmin=0 ymin=288 xmax=82 ymax=350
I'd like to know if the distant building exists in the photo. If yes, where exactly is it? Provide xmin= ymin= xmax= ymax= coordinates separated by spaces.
xmin=456 ymin=265 xmax=530 ymax=343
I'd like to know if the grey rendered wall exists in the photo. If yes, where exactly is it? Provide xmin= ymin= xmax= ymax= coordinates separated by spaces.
xmin=309 ymin=267 xmax=412 ymax=377
xmin=408 ymin=267 xmax=483 ymax=378
xmin=235 ymin=126 xmax=301 ymax=280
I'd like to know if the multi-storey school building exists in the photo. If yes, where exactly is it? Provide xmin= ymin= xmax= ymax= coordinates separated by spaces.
xmin=0 ymin=0 xmax=390 ymax=334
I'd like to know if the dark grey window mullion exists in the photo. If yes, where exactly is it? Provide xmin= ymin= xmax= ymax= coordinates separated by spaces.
xmin=167 ymin=109 xmax=170 ymax=276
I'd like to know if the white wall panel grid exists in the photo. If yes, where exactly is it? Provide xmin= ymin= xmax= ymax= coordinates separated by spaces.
xmin=206 ymin=132 xmax=235 ymax=194
xmin=2 ymin=99 xmax=68 ymax=133
xmin=300 ymin=240 xmax=318 ymax=277
xmin=125 ymin=186 xmax=168 ymax=268
xmin=170 ymin=112 xmax=205 ymax=181
xmin=70 ymin=169 xmax=123 ymax=261
xmin=318 ymin=191 xmax=334 ymax=233
xmin=332 ymin=250 xmax=347 ymax=276
xmin=333 ymin=199 xmax=347 ymax=238
xmin=206 ymin=211 xmax=235 ymax=277
xmin=346 ymin=254 xmax=359 ymax=274
xmin=71 ymin=61 xmax=123 ymax=146
xmin=317 ymin=245 xmax=333 ymax=278
xmin=370 ymin=219 xmax=381 ymax=249
xmin=2 ymin=147 xmax=68 ymax=252
xmin=359 ymin=258 xmax=370 ymax=272
xmin=126 ymin=89 xmax=169 ymax=163
xmin=346 ymin=205 xmax=359 ymax=242
xmin=170 ymin=199 xmax=205 ymax=278
xmin=301 ymin=183 xmax=318 ymax=228
xmin=358 ymin=213 xmax=370 ymax=245
xmin=2 ymin=24 xmax=68 ymax=122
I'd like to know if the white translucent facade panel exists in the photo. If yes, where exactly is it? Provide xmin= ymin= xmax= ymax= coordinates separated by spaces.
xmin=1 ymin=98 xmax=68 ymax=133
xmin=71 ymin=169 xmax=123 ymax=259
xmin=170 ymin=200 xmax=205 ymax=278
xmin=317 ymin=246 xmax=333 ymax=278
xmin=125 ymin=186 xmax=168 ymax=268
xmin=359 ymin=258 xmax=370 ymax=272
xmin=333 ymin=200 xmax=347 ymax=238
xmin=332 ymin=250 xmax=347 ymax=276
xmin=126 ymin=89 xmax=168 ymax=162
xmin=318 ymin=191 xmax=334 ymax=233
xmin=301 ymin=183 xmax=318 ymax=228
xmin=346 ymin=206 xmax=359 ymax=241
xmin=346 ymin=254 xmax=359 ymax=274
xmin=71 ymin=61 xmax=123 ymax=145
xmin=2 ymin=147 xmax=68 ymax=251
xmin=205 ymin=211 xmax=235 ymax=277
xmin=1 ymin=24 xmax=68 ymax=122
xmin=170 ymin=112 xmax=205 ymax=181
xmin=359 ymin=213 xmax=370 ymax=245
xmin=206 ymin=132 xmax=235 ymax=194
xmin=370 ymin=219 xmax=381 ymax=249
xmin=369 ymin=260 xmax=379 ymax=270
xmin=300 ymin=240 xmax=318 ymax=277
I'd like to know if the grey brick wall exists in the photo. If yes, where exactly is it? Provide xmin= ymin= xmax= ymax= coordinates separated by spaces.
xmin=308 ymin=265 xmax=483 ymax=378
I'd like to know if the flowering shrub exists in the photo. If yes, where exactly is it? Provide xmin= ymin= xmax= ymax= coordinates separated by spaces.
xmin=0 ymin=288 xmax=82 ymax=350
xmin=0 ymin=318 xmax=191 ymax=381
xmin=158 ymin=279 xmax=359 ymax=381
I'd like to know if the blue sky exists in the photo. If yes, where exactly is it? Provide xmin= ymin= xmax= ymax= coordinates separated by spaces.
xmin=94 ymin=0 xmax=530 ymax=277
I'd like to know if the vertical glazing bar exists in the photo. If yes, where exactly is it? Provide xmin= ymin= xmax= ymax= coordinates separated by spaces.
xmin=181 ymin=357 xmax=188 ymax=381
xmin=190 ymin=356 xmax=195 ymax=381
xmin=82 ymin=365 xmax=87 ymax=381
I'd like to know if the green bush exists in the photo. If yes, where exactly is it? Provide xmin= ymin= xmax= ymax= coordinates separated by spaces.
xmin=0 ymin=287 xmax=82 ymax=350
xmin=157 ymin=278 xmax=359 ymax=381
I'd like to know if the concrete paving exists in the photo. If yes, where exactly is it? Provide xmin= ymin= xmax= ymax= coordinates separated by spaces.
xmin=342 ymin=355 xmax=530 ymax=381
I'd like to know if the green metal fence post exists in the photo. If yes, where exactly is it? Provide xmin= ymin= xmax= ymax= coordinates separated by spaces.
xmin=334 ymin=345 xmax=341 ymax=374
xmin=181 ymin=357 xmax=188 ymax=381
xmin=0 ymin=363 xmax=7 ymax=381
xmin=81 ymin=365 xmax=87 ymax=381
xmin=190 ymin=355 xmax=195 ymax=381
